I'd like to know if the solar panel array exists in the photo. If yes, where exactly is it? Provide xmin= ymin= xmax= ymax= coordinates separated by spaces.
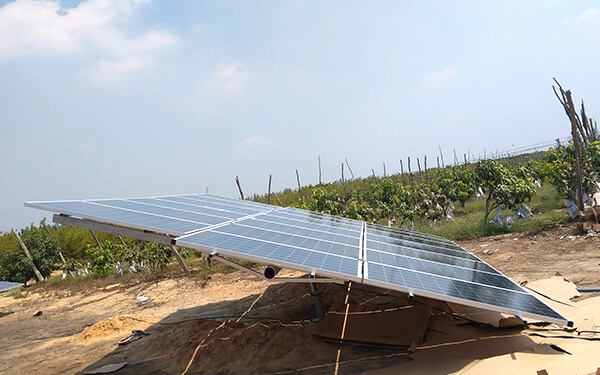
xmin=25 ymin=193 xmax=569 ymax=325
xmin=0 ymin=281 xmax=23 ymax=293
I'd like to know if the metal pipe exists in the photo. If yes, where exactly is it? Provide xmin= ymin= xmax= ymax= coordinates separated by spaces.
xmin=310 ymin=282 xmax=325 ymax=321
xmin=264 ymin=266 xmax=281 ymax=279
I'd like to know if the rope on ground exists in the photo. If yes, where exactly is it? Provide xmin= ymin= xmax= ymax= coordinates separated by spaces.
xmin=334 ymin=282 xmax=352 ymax=375
xmin=181 ymin=321 xmax=226 ymax=375
xmin=236 ymin=291 xmax=265 ymax=323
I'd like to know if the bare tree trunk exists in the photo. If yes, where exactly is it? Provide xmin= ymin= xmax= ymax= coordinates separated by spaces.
xmin=235 ymin=175 xmax=244 ymax=199
xmin=566 ymin=90 xmax=585 ymax=211
xmin=267 ymin=174 xmax=272 ymax=205
xmin=12 ymin=228 xmax=44 ymax=282
xmin=344 ymin=158 xmax=355 ymax=180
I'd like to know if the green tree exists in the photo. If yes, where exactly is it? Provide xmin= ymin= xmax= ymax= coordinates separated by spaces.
xmin=475 ymin=160 xmax=537 ymax=223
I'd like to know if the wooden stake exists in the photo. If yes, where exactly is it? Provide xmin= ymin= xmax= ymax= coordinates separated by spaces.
xmin=424 ymin=156 xmax=428 ymax=183
xmin=437 ymin=156 xmax=440 ymax=169
xmin=318 ymin=156 xmax=322 ymax=185
xmin=417 ymin=158 xmax=422 ymax=176
xmin=235 ymin=175 xmax=244 ymax=199
xmin=267 ymin=174 xmax=272 ymax=205
xmin=383 ymin=163 xmax=387 ymax=178
xmin=169 ymin=245 xmax=191 ymax=276
xmin=296 ymin=169 xmax=309 ymax=202
xmin=372 ymin=169 xmax=376 ymax=178
xmin=464 ymin=153 xmax=467 ymax=165
xmin=400 ymin=160 xmax=405 ymax=184
xmin=438 ymin=145 xmax=445 ymax=167
xmin=273 ymin=192 xmax=283 ymax=206
xmin=566 ymin=90 xmax=585 ymax=211
xmin=12 ymin=228 xmax=44 ymax=282
xmin=341 ymin=163 xmax=348 ymax=198
xmin=344 ymin=158 xmax=355 ymax=180
xmin=89 ymin=229 xmax=102 ymax=248
xmin=453 ymin=149 xmax=458 ymax=165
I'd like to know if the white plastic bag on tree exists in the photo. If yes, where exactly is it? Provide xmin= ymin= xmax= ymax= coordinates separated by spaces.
xmin=565 ymin=199 xmax=581 ymax=218
xmin=493 ymin=205 xmax=504 ymax=228
xmin=515 ymin=205 xmax=534 ymax=221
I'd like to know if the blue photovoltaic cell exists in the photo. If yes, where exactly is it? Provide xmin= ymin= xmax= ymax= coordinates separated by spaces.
xmin=177 ymin=225 xmax=359 ymax=278
xmin=367 ymin=262 xmax=564 ymax=321
xmin=28 ymin=200 xmax=207 ymax=234
xmin=25 ymin=193 xmax=568 ymax=324
xmin=0 ymin=281 xmax=23 ymax=292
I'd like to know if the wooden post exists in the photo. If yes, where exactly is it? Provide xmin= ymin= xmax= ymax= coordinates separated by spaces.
xmin=417 ymin=158 xmax=422 ymax=176
xmin=383 ymin=163 xmax=387 ymax=178
xmin=318 ymin=156 xmax=322 ymax=185
xmin=273 ymin=192 xmax=283 ymax=206
xmin=437 ymin=156 xmax=440 ymax=169
xmin=267 ymin=174 xmax=272 ymax=205
xmin=235 ymin=175 xmax=244 ymax=199
xmin=372 ymin=169 xmax=376 ymax=178
xmin=42 ymin=223 xmax=75 ymax=278
xmin=408 ymin=157 xmax=414 ymax=188
xmin=89 ymin=229 xmax=102 ymax=248
xmin=453 ymin=149 xmax=458 ymax=165
xmin=438 ymin=145 xmax=445 ymax=167
xmin=118 ymin=235 xmax=127 ymax=247
xmin=344 ymin=158 xmax=355 ymax=180
xmin=169 ymin=245 xmax=191 ymax=276
xmin=400 ymin=160 xmax=405 ymax=184
xmin=566 ymin=90 xmax=585 ymax=211
xmin=296 ymin=169 xmax=309 ymax=202
xmin=424 ymin=156 xmax=428 ymax=183
xmin=12 ymin=228 xmax=44 ymax=282
xmin=341 ymin=163 xmax=348 ymax=198
xmin=464 ymin=153 xmax=467 ymax=165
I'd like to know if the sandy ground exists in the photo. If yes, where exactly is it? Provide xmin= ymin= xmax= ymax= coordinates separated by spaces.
xmin=0 ymin=222 xmax=599 ymax=374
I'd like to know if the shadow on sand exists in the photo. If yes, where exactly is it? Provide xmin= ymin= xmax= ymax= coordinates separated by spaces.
xmin=77 ymin=281 xmax=535 ymax=375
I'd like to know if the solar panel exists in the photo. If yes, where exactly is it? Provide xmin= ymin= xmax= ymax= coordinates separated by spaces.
xmin=0 ymin=281 xmax=23 ymax=293
xmin=25 ymin=193 xmax=569 ymax=325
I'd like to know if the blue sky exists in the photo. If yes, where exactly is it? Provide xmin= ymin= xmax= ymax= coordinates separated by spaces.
xmin=1 ymin=0 xmax=600 ymax=231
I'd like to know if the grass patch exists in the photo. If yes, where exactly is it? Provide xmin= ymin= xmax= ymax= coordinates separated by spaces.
xmin=415 ymin=183 xmax=570 ymax=240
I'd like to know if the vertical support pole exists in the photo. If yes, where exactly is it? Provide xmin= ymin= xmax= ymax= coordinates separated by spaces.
xmin=566 ymin=90 xmax=585 ymax=211
xmin=424 ymin=156 xmax=428 ymax=183
xmin=438 ymin=145 xmax=445 ymax=167
xmin=12 ymin=228 xmax=44 ymax=282
xmin=310 ymin=282 xmax=325 ymax=321
xmin=383 ymin=163 xmax=386 ymax=178
xmin=169 ymin=245 xmax=191 ymax=276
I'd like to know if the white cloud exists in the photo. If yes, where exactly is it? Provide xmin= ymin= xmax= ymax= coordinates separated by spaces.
xmin=88 ymin=56 xmax=154 ymax=84
xmin=565 ymin=8 xmax=600 ymax=26
xmin=0 ymin=0 xmax=178 ymax=83
xmin=422 ymin=66 xmax=457 ymax=85
xmin=233 ymin=136 xmax=270 ymax=154
xmin=205 ymin=62 xmax=249 ymax=93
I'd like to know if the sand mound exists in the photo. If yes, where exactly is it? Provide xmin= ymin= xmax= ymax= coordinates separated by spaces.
xmin=78 ymin=315 xmax=160 ymax=342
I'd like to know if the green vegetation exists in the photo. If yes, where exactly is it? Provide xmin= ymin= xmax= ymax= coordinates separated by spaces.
xmin=1 ymin=142 xmax=599 ymax=285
